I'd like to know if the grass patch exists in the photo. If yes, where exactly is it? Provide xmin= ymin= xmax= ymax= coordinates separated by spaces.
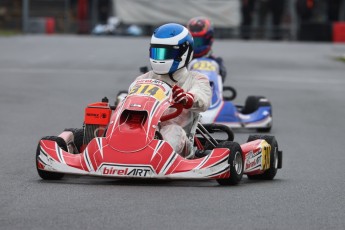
xmin=0 ymin=29 xmax=21 ymax=36
xmin=335 ymin=56 xmax=345 ymax=63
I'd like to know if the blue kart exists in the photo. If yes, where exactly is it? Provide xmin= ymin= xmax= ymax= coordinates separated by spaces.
xmin=188 ymin=57 xmax=272 ymax=132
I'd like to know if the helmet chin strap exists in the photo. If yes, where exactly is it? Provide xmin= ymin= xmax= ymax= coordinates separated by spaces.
xmin=168 ymin=72 xmax=178 ymax=83
xmin=168 ymin=56 xmax=183 ymax=83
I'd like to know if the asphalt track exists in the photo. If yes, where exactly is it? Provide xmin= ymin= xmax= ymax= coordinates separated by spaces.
xmin=0 ymin=36 xmax=345 ymax=230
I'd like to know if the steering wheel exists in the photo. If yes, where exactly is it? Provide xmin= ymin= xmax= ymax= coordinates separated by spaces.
xmin=161 ymin=103 xmax=184 ymax=122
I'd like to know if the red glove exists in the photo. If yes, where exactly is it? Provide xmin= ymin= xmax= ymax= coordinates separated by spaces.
xmin=172 ymin=85 xmax=194 ymax=109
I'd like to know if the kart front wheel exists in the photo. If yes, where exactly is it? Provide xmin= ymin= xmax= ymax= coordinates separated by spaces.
xmin=246 ymin=135 xmax=280 ymax=180
xmin=36 ymin=136 xmax=67 ymax=180
xmin=64 ymin=128 xmax=84 ymax=153
xmin=216 ymin=141 xmax=243 ymax=186
xmin=223 ymin=86 xmax=237 ymax=101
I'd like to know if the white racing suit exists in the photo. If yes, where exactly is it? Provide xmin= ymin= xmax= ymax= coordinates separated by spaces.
xmin=135 ymin=67 xmax=212 ymax=157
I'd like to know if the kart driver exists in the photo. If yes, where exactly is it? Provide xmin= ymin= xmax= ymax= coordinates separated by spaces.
xmin=135 ymin=23 xmax=212 ymax=158
xmin=186 ymin=17 xmax=227 ymax=83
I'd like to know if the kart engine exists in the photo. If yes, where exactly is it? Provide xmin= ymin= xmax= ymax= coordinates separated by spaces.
xmin=83 ymin=100 xmax=112 ymax=147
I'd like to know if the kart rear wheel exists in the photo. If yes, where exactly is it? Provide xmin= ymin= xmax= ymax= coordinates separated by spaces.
xmin=241 ymin=96 xmax=265 ymax=114
xmin=241 ymin=96 xmax=272 ymax=132
xmin=36 ymin=136 xmax=67 ymax=180
xmin=216 ymin=141 xmax=243 ymax=186
xmin=242 ymin=96 xmax=270 ymax=115
xmin=246 ymin=135 xmax=279 ymax=180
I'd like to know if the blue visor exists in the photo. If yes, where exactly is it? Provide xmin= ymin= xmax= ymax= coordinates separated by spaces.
xmin=150 ymin=47 xmax=180 ymax=60
xmin=193 ymin=37 xmax=209 ymax=48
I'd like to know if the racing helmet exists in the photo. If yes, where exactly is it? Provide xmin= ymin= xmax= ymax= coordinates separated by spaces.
xmin=187 ymin=17 xmax=214 ymax=58
xmin=150 ymin=23 xmax=194 ymax=75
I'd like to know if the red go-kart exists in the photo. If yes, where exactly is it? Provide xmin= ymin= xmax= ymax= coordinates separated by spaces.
xmin=36 ymin=79 xmax=282 ymax=185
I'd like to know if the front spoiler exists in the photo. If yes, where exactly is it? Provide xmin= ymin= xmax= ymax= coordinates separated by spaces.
xmin=37 ymin=138 xmax=231 ymax=180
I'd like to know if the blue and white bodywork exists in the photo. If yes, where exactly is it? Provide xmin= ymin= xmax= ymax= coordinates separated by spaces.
xmin=188 ymin=57 xmax=272 ymax=132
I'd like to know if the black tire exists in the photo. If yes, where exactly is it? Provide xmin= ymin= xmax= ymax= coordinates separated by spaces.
xmin=241 ymin=96 xmax=272 ymax=132
xmin=216 ymin=141 xmax=244 ymax=185
xmin=202 ymin=123 xmax=234 ymax=141
xmin=257 ymin=126 xmax=272 ymax=133
xmin=36 ymin=136 xmax=67 ymax=180
xmin=246 ymin=135 xmax=279 ymax=180
xmin=223 ymin=86 xmax=237 ymax=101
xmin=241 ymin=96 xmax=267 ymax=115
xmin=64 ymin=128 xmax=84 ymax=152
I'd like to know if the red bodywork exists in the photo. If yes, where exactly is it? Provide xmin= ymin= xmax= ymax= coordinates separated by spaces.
xmin=37 ymin=79 xmax=271 ymax=179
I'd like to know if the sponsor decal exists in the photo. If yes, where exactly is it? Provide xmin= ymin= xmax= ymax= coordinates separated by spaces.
xmin=245 ymin=150 xmax=262 ymax=171
xmin=130 ymin=104 xmax=142 ymax=108
xmin=191 ymin=60 xmax=217 ymax=71
xmin=151 ymin=79 xmax=165 ymax=85
xmin=99 ymin=164 xmax=154 ymax=177
xmin=86 ymin=113 xmax=99 ymax=118
xmin=86 ymin=112 xmax=108 ymax=119
xmin=129 ymin=84 xmax=165 ymax=101
xmin=136 ymin=79 xmax=164 ymax=86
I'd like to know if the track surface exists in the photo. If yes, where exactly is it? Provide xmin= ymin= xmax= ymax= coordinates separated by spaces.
xmin=1 ymin=36 xmax=344 ymax=230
